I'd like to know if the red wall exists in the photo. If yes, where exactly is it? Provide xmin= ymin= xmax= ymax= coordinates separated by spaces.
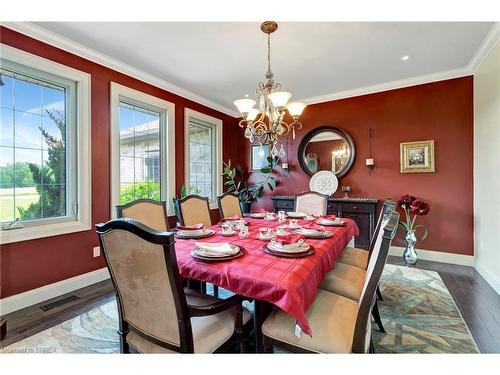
xmin=0 ymin=27 xmax=243 ymax=298
xmin=245 ymin=77 xmax=474 ymax=255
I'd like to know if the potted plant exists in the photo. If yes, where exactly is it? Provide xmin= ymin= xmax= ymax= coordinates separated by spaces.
xmin=398 ymin=194 xmax=430 ymax=265
xmin=222 ymin=156 xmax=279 ymax=213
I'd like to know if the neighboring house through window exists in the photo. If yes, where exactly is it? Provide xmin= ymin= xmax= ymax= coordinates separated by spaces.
xmin=184 ymin=108 xmax=222 ymax=206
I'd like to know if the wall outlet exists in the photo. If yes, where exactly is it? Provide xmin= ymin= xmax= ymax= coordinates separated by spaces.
xmin=93 ymin=246 xmax=101 ymax=258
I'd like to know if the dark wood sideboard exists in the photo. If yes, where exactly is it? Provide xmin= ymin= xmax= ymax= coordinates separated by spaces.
xmin=271 ymin=196 xmax=379 ymax=250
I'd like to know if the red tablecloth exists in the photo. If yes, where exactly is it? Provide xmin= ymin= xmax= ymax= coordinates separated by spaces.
xmin=174 ymin=217 xmax=359 ymax=336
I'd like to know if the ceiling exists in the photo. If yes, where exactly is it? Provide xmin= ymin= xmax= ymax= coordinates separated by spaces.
xmin=31 ymin=22 xmax=495 ymax=115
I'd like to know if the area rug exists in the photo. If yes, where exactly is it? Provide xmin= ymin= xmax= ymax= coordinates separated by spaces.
xmin=373 ymin=264 xmax=479 ymax=353
xmin=1 ymin=265 xmax=479 ymax=354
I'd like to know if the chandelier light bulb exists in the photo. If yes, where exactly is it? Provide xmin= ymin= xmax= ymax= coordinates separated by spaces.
xmin=268 ymin=91 xmax=292 ymax=108
xmin=233 ymin=98 xmax=257 ymax=115
xmin=286 ymin=101 xmax=307 ymax=117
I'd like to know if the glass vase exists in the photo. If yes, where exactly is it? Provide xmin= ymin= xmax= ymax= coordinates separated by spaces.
xmin=403 ymin=229 xmax=418 ymax=265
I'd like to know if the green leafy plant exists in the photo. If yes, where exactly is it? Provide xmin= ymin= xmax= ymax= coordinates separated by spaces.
xmin=222 ymin=159 xmax=252 ymax=203
xmin=222 ymin=156 xmax=279 ymax=202
xmin=18 ymin=109 xmax=66 ymax=220
xmin=120 ymin=181 xmax=161 ymax=204
xmin=248 ymin=156 xmax=279 ymax=199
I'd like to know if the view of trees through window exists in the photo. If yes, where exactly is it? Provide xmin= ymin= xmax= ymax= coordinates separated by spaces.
xmin=0 ymin=69 xmax=68 ymax=223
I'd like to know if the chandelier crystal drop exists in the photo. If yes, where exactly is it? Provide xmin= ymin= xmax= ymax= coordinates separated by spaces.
xmin=233 ymin=21 xmax=307 ymax=158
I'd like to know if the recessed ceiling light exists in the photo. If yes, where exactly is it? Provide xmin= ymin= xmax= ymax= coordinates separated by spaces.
xmin=244 ymin=94 xmax=249 ymax=98
xmin=401 ymin=55 xmax=410 ymax=61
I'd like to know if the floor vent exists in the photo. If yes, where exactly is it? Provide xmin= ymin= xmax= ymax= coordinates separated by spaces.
xmin=40 ymin=295 xmax=80 ymax=312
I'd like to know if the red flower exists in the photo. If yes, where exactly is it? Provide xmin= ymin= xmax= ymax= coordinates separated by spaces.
xmin=410 ymin=199 xmax=430 ymax=216
xmin=398 ymin=194 xmax=416 ymax=208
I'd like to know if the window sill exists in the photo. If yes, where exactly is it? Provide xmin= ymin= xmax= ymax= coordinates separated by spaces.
xmin=0 ymin=220 xmax=91 ymax=245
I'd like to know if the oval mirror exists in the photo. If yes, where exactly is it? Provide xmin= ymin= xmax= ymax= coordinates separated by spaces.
xmin=298 ymin=126 xmax=355 ymax=178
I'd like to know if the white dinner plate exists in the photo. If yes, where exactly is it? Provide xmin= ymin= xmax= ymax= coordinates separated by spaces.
xmin=268 ymin=241 xmax=310 ymax=253
xmin=287 ymin=212 xmax=307 ymax=218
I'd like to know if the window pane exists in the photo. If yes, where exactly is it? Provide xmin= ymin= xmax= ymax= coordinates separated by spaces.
xmin=0 ymin=146 xmax=14 ymax=222
xmin=15 ymin=110 xmax=42 ymax=149
xmin=14 ymin=77 xmax=42 ymax=114
xmin=1 ymin=108 xmax=14 ymax=147
xmin=0 ymin=71 xmax=69 ymax=223
xmin=189 ymin=121 xmax=214 ymax=199
xmin=0 ymin=75 xmax=14 ymax=109
xmin=119 ymin=102 xmax=162 ymax=205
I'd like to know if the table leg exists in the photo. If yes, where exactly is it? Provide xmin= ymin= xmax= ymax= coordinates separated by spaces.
xmin=254 ymin=300 xmax=272 ymax=353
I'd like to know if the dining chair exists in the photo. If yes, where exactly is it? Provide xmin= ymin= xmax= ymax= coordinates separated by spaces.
xmin=174 ymin=194 xmax=212 ymax=228
xmin=261 ymin=212 xmax=399 ymax=353
xmin=294 ymin=191 xmax=329 ymax=215
xmin=115 ymin=198 xmax=169 ymax=232
xmin=217 ymin=191 xmax=243 ymax=219
xmin=337 ymin=200 xmax=397 ymax=270
xmin=317 ymin=200 xmax=397 ymax=332
xmin=96 ymin=218 xmax=251 ymax=353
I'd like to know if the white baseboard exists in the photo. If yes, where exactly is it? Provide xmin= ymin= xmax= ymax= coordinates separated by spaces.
xmin=474 ymin=262 xmax=500 ymax=295
xmin=389 ymin=246 xmax=475 ymax=266
xmin=0 ymin=268 xmax=110 ymax=315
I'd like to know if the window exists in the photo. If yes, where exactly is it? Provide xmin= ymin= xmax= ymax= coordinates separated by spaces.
xmin=110 ymin=83 xmax=175 ymax=215
xmin=118 ymin=102 xmax=161 ymax=203
xmin=184 ymin=108 xmax=222 ymax=206
xmin=0 ymin=44 xmax=91 ymax=244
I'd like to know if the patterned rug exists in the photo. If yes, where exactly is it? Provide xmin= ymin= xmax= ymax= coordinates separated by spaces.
xmin=1 ymin=265 xmax=479 ymax=354
xmin=373 ymin=264 xmax=479 ymax=353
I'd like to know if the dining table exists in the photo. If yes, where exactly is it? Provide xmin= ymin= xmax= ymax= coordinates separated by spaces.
xmin=173 ymin=216 xmax=359 ymax=352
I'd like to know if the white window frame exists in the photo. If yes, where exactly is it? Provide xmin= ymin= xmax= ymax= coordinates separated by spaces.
xmin=0 ymin=44 xmax=91 ymax=244
xmin=110 ymin=82 xmax=175 ymax=216
xmin=184 ymin=108 xmax=223 ymax=209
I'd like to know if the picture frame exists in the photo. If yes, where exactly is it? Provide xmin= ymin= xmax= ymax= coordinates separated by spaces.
xmin=250 ymin=143 xmax=271 ymax=171
xmin=400 ymin=140 xmax=435 ymax=173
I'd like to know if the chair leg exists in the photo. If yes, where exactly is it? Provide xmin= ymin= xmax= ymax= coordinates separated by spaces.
xmin=369 ymin=336 xmax=375 ymax=353
xmin=213 ymin=285 xmax=219 ymax=298
xmin=235 ymin=304 xmax=246 ymax=353
xmin=372 ymin=300 xmax=386 ymax=333
xmin=376 ymin=285 xmax=384 ymax=301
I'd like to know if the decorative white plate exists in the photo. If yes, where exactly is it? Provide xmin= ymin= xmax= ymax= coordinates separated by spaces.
xmin=309 ymin=170 xmax=339 ymax=196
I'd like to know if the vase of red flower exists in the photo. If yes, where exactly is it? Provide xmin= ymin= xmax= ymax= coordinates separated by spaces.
xmin=398 ymin=195 xmax=430 ymax=265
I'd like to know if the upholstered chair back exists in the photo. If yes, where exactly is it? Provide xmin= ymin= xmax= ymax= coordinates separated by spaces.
xmin=116 ymin=199 xmax=169 ymax=232
xmin=217 ymin=192 xmax=243 ymax=219
xmin=97 ymin=219 xmax=190 ymax=352
xmin=295 ymin=191 xmax=329 ymax=215
xmin=174 ymin=195 xmax=212 ymax=228
xmin=351 ymin=212 xmax=399 ymax=353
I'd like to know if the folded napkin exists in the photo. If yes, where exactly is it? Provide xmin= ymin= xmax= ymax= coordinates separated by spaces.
xmin=251 ymin=208 xmax=267 ymax=213
xmin=177 ymin=223 xmax=204 ymax=230
xmin=275 ymin=234 xmax=305 ymax=245
xmin=318 ymin=215 xmax=336 ymax=221
xmin=194 ymin=242 xmax=238 ymax=256
xmin=222 ymin=215 xmax=241 ymax=221
xmin=303 ymin=223 xmax=326 ymax=231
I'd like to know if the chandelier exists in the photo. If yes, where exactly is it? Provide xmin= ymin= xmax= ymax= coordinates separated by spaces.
xmin=233 ymin=21 xmax=307 ymax=158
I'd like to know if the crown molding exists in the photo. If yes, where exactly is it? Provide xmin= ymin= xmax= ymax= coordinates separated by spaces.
xmin=302 ymin=66 xmax=472 ymax=105
xmin=468 ymin=21 xmax=500 ymax=72
xmin=302 ymin=22 xmax=499 ymax=106
xmin=1 ymin=22 xmax=240 ymax=118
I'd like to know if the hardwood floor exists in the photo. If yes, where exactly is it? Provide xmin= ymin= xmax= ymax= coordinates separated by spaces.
xmin=1 ymin=258 xmax=499 ymax=353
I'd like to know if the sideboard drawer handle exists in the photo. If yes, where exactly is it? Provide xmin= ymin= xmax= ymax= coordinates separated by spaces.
xmin=353 ymin=206 xmax=358 ymax=210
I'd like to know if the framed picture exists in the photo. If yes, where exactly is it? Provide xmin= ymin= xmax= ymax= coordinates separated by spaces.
xmin=400 ymin=140 xmax=435 ymax=173
xmin=305 ymin=152 xmax=318 ymax=173
xmin=251 ymin=143 xmax=270 ymax=171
